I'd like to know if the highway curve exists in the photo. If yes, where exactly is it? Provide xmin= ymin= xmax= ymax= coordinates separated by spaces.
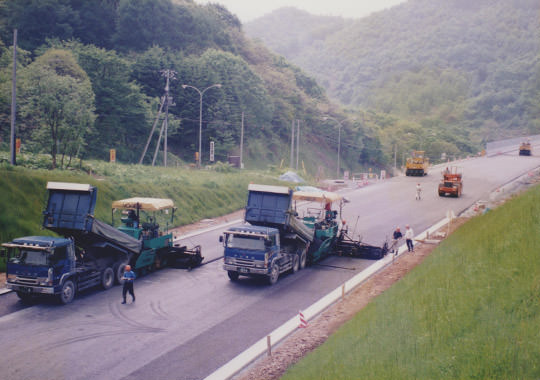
xmin=0 ymin=151 xmax=538 ymax=380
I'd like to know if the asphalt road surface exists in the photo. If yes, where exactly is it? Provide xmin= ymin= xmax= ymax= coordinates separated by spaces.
xmin=1 ymin=151 xmax=539 ymax=380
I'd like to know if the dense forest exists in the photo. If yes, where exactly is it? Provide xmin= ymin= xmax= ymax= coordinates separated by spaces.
xmin=0 ymin=0 xmax=386 ymax=174
xmin=246 ymin=0 xmax=540 ymax=160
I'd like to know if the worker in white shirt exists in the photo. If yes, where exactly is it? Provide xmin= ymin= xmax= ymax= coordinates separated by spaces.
xmin=405 ymin=225 xmax=414 ymax=253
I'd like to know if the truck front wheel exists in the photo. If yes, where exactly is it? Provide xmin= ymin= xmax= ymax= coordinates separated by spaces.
xmin=227 ymin=271 xmax=239 ymax=281
xmin=58 ymin=280 xmax=76 ymax=305
xmin=268 ymin=264 xmax=279 ymax=285
xmin=101 ymin=267 xmax=114 ymax=290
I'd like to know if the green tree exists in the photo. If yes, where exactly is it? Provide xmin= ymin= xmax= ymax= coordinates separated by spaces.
xmin=57 ymin=41 xmax=153 ymax=162
xmin=0 ymin=0 xmax=78 ymax=51
xmin=19 ymin=49 xmax=95 ymax=168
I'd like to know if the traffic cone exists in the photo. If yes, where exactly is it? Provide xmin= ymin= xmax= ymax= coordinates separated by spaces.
xmin=298 ymin=310 xmax=307 ymax=328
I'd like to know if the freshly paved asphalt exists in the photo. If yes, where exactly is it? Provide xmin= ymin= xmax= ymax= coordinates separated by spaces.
xmin=0 ymin=151 xmax=539 ymax=380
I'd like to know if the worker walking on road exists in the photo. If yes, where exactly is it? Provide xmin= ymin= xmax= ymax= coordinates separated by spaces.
xmin=415 ymin=183 xmax=422 ymax=200
xmin=405 ymin=225 xmax=414 ymax=253
xmin=121 ymin=265 xmax=136 ymax=304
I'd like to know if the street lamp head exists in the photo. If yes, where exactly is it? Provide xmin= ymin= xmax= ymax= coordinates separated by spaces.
xmin=181 ymin=84 xmax=187 ymax=89
xmin=215 ymin=84 xmax=222 ymax=88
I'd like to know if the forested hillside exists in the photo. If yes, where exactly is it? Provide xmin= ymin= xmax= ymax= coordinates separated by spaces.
xmin=246 ymin=0 xmax=540 ymax=157
xmin=0 ymin=0 xmax=385 ymax=174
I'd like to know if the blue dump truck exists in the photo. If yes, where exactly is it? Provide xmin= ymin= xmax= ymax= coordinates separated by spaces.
xmin=2 ymin=182 xmax=202 ymax=304
xmin=221 ymin=184 xmax=346 ymax=285
xmin=221 ymin=184 xmax=388 ymax=285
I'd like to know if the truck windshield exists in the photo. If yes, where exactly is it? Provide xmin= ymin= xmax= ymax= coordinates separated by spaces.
xmin=226 ymin=235 xmax=265 ymax=250
xmin=9 ymin=248 xmax=50 ymax=266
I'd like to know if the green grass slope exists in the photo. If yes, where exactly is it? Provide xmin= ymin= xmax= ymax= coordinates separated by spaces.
xmin=0 ymin=161 xmax=285 ymax=271
xmin=283 ymin=186 xmax=540 ymax=379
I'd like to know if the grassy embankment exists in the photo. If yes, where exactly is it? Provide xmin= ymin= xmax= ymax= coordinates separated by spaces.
xmin=0 ymin=160 xmax=286 ymax=271
xmin=283 ymin=185 xmax=540 ymax=379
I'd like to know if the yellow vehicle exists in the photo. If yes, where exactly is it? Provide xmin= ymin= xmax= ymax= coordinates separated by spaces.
xmin=405 ymin=150 xmax=429 ymax=176
xmin=519 ymin=141 xmax=531 ymax=156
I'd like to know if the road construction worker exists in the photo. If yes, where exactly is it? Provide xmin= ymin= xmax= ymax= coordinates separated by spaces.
xmin=391 ymin=227 xmax=402 ymax=254
xmin=415 ymin=183 xmax=422 ymax=200
xmin=405 ymin=225 xmax=414 ymax=253
xmin=121 ymin=265 xmax=136 ymax=304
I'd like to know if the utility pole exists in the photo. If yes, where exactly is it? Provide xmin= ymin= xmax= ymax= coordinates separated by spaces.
xmin=394 ymin=143 xmax=397 ymax=176
xmin=296 ymin=120 xmax=300 ymax=170
xmin=10 ymin=29 xmax=17 ymax=165
xmin=240 ymin=111 xmax=244 ymax=169
xmin=139 ymin=96 xmax=165 ymax=164
xmin=290 ymin=120 xmax=295 ymax=169
xmin=161 ymin=69 xmax=176 ymax=167
xmin=152 ymin=119 xmax=166 ymax=166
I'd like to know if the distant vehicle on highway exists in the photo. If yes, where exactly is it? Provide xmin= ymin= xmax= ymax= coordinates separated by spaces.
xmin=438 ymin=167 xmax=463 ymax=197
xmin=519 ymin=140 xmax=532 ymax=156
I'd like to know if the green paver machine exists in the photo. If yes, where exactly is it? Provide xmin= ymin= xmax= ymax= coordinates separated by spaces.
xmin=112 ymin=197 xmax=203 ymax=273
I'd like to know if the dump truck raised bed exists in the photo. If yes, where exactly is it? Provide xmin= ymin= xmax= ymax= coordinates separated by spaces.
xmin=405 ymin=150 xmax=429 ymax=176
xmin=2 ymin=182 xmax=202 ymax=304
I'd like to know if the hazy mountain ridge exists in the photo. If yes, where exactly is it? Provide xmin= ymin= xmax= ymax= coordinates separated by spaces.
xmin=246 ymin=0 xmax=540 ymax=141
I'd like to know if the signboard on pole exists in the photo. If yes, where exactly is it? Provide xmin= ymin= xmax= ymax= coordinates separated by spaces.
xmin=210 ymin=141 xmax=215 ymax=162
xmin=109 ymin=149 xmax=116 ymax=163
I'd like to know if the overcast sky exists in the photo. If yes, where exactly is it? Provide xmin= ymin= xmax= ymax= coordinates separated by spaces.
xmin=194 ymin=0 xmax=407 ymax=22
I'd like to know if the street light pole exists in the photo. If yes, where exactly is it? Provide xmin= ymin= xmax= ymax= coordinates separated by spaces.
xmin=182 ymin=83 xmax=222 ymax=168
xmin=323 ymin=116 xmax=347 ymax=179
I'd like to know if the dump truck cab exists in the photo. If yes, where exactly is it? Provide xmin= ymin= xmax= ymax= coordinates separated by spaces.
xmin=3 ymin=236 xmax=76 ymax=302
xmin=222 ymin=226 xmax=281 ymax=282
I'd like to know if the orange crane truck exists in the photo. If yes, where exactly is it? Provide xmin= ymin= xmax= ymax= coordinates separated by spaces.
xmin=438 ymin=166 xmax=463 ymax=197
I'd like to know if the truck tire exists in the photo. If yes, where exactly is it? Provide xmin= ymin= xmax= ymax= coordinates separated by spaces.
xmin=227 ymin=271 xmax=239 ymax=281
xmin=268 ymin=263 xmax=279 ymax=285
xmin=115 ymin=262 xmax=128 ymax=284
xmin=291 ymin=254 xmax=299 ymax=274
xmin=101 ymin=267 xmax=114 ymax=290
xmin=299 ymin=249 xmax=307 ymax=270
xmin=58 ymin=280 xmax=76 ymax=305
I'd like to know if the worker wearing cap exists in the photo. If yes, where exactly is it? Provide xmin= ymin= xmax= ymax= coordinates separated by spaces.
xmin=121 ymin=265 xmax=136 ymax=304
